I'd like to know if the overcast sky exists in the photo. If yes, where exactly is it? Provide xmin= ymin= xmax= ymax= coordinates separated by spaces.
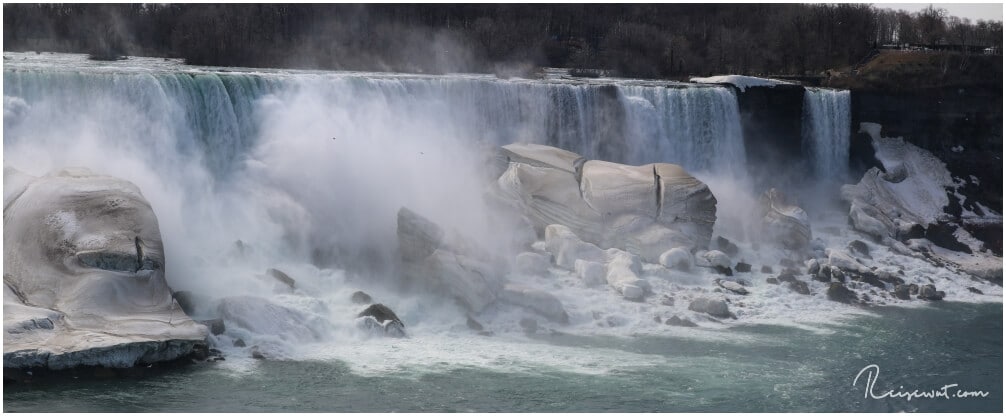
xmin=872 ymin=3 xmax=1003 ymax=22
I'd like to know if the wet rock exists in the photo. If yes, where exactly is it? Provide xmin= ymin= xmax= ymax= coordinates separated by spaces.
xmin=967 ymin=287 xmax=984 ymax=295
xmin=350 ymin=291 xmax=372 ymax=305
xmin=660 ymin=295 xmax=675 ymax=306
xmin=688 ymin=297 xmax=731 ymax=319
xmin=826 ymin=283 xmax=857 ymax=304
xmin=758 ymin=188 xmax=812 ymax=251
xmin=812 ymin=265 xmax=832 ymax=283
xmin=357 ymin=304 xmax=405 ymax=328
xmin=897 ymin=222 xmax=926 ymax=241
xmin=233 ymin=339 xmax=246 ymax=348
xmin=777 ymin=272 xmax=798 ymax=284
xmin=766 ymin=277 xmax=780 ymax=285
xmin=715 ymin=236 xmax=740 ymax=257
xmin=805 ymin=259 xmax=820 ymax=275
xmin=716 ymin=279 xmax=749 ymax=295
xmin=853 ymin=272 xmax=887 ymax=289
xmin=892 ymin=284 xmax=913 ymax=300
xmin=653 ymin=315 xmax=663 ymax=324
xmin=250 ymin=346 xmax=265 ymax=360
xmin=501 ymin=284 xmax=569 ymax=323
xmin=266 ymin=268 xmax=296 ymax=289
xmin=197 ymin=319 xmax=225 ymax=336
xmin=735 ymin=262 xmax=752 ymax=273
xmin=831 ymin=267 xmax=846 ymax=283
xmin=760 ymin=265 xmax=774 ymax=274
xmin=876 ymin=271 xmax=905 ymax=286
xmin=917 ymin=284 xmax=945 ymax=301
xmin=700 ymin=250 xmax=731 ymax=269
xmin=665 ymin=316 xmax=698 ymax=327
xmin=847 ymin=240 xmax=872 ymax=258
xmin=908 ymin=283 xmax=919 ymax=295
xmin=788 ymin=280 xmax=810 ymax=295
xmin=712 ymin=265 xmax=734 ymax=276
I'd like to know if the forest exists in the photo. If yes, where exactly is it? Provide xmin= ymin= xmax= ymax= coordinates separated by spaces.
xmin=4 ymin=3 xmax=1003 ymax=78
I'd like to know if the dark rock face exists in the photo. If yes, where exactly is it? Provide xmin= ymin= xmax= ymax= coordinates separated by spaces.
xmin=893 ymin=284 xmax=913 ymax=300
xmin=897 ymin=223 xmax=927 ymax=242
xmin=357 ymin=304 xmax=404 ymax=327
xmin=847 ymin=240 xmax=871 ymax=258
xmin=736 ymin=84 xmax=808 ymax=190
xmin=925 ymin=222 xmax=973 ymax=254
xmin=827 ymin=283 xmax=857 ymax=304
xmin=766 ymin=277 xmax=780 ymax=285
xmin=712 ymin=265 xmax=734 ymax=276
xmin=350 ymin=291 xmax=373 ymax=305
xmin=233 ymin=339 xmax=246 ymax=348
xmin=853 ymin=272 xmax=886 ymax=289
xmin=777 ymin=272 xmax=798 ymax=284
xmin=761 ymin=265 xmax=774 ymax=274
xmin=197 ymin=319 xmax=225 ymax=336
xmin=850 ymin=87 xmax=1002 ymax=213
xmin=788 ymin=280 xmax=810 ymax=295
xmin=967 ymin=287 xmax=984 ymax=295
xmin=715 ymin=236 xmax=740 ymax=257
xmin=735 ymin=262 xmax=752 ymax=273
xmin=665 ymin=316 xmax=698 ymax=327
xmin=917 ymin=284 xmax=946 ymax=301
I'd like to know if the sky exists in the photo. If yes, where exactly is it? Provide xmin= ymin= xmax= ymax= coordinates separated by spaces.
xmin=872 ymin=3 xmax=1003 ymax=22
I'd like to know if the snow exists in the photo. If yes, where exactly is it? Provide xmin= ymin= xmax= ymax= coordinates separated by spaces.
xmin=689 ymin=75 xmax=795 ymax=92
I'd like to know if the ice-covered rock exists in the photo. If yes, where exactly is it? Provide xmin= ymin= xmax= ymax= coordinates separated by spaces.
xmin=715 ymin=279 xmax=749 ymax=295
xmin=604 ymin=249 xmax=649 ymax=300
xmin=757 ymin=188 xmax=811 ymax=251
xmin=217 ymin=296 xmax=325 ymax=342
xmin=544 ymin=224 xmax=605 ymax=269
xmin=494 ymin=144 xmax=717 ymax=263
xmin=659 ymin=247 xmax=693 ymax=271
xmin=397 ymin=207 xmax=501 ymax=312
xmin=697 ymin=250 xmax=731 ymax=268
xmin=574 ymin=259 xmax=606 ymax=286
xmin=3 ymin=168 xmax=206 ymax=371
xmin=687 ymin=297 xmax=731 ymax=319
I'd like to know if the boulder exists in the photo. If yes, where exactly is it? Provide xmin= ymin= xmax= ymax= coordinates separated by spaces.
xmin=967 ymin=287 xmax=984 ymax=295
xmin=574 ymin=259 xmax=606 ymax=286
xmin=777 ymin=272 xmax=798 ymax=284
xmin=826 ymin=283 xmax=857 ymax=304
xmin=544 ymin=224 xmax=605 ymax=269
xmin=350 ymin=291 xmax=373 ymax=305
xmin=847 ymin=240 xmax=872 ymax=259
xmin=198 ymin=319 xmax=226 ymax=336
xmin=501 ymin=284 xmax=569 ymax=323
xmin=398 ymin=208 xmax=499 ymax=312
xmin=787 ymin=280 xmax=810 ymax=295
xmin=892 ymin=284 xmax=913 ymax=300
xmin=716 ymin=279 xmax=748 ymax=295
xmin=688 ymin=297 xmax=731 ymax=319
xmin=658 ymin=248 xmax=692 ymax=271
xmin=735 ymin=262 xmax=752 ymax=273
xmin=805 ymin=259 xmax=820 ymax=276
xmin=760 ymin=265 xmax=774 ymax=274
xmin=3 ymin=168 xmax=206 ymax=371
xmin=604 ymin=249 xmax=649 ymax=300
xmin=218 ymin=296 xmax=324 ymax=342
xmin=766 ymin=277 xmax=780 ymax=285
xmin=665 ymin=316 xmax=698 ymax=327
xmin=698 ymin=250 xmax=731 ymax=268
xmin=515 ymin=252 xmax=551 ymax=275
xmin=758 ymin=188 xmax=811 ymax=251
xmin=265 ymin=268 xmax=295 ymax=289
xmin=715 ymin=236 xmax=740 ymax=257
xmin=917 ymin=284 xmax=945 ymax=301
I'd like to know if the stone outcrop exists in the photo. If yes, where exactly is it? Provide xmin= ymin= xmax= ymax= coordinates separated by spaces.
xmin=757 ymin=188 xmax=811 ymax=252
xmin=3 ymin=168 xmax=206 ymax=371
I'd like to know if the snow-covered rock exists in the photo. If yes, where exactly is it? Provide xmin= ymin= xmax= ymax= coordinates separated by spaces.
xmin=659 ymin=247 xmax=693 ymax=271
xmin=495 ymin=144 xmax=717 ymax=263
xmin=574 ymin=259 xmax=606 ymax=286
xmin=3 ymin=168 xmax=206 ymax=371
xmin=689 ymin=75 xmax=795 ymax=92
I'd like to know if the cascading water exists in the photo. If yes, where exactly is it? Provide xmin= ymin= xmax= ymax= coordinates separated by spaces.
xmin=801 ymin=87 xmax=851 ymax=182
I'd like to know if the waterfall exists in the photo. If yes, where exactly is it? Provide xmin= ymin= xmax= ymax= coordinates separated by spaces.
xmin=5 ymin=65 xmax=746 ymax=180
xmin=802 ymin=88 xmax=851 ymax=181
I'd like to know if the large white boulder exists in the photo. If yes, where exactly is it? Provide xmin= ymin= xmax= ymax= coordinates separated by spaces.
xmin=758 ymin=188 xmax=811 ymax=252
xmin=604 ymin=249 xmax=649 ymax=300
xmin=495 ymin=144 xmax=717 ymax=263
xmin=3 ymin=168 xmax=206 ymax=370
xmin=659 ymin=248 xmax=693 ymax=271
xmin=544 ymin=224 xmax=605 ymax=269
xmin=574 ymin=259 xmax=606 ymax=286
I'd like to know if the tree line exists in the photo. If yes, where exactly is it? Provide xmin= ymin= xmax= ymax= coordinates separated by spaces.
xmin=4 ymin=3 xmax=1003 ymax=78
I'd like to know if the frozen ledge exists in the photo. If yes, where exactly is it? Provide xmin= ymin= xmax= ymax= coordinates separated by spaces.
xmin=690 ymin=75 xmax=795 ymax=92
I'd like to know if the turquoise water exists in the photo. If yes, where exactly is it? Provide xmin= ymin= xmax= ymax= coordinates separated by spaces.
xmin=6 ymin=302 xmax=1000 ymax=412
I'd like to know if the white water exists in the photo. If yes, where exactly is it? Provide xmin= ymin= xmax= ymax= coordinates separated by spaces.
xmin=802 ymin=88 xmax=851 ymax=182
xmin=4 ymin=53 xmax=999 ymax=377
